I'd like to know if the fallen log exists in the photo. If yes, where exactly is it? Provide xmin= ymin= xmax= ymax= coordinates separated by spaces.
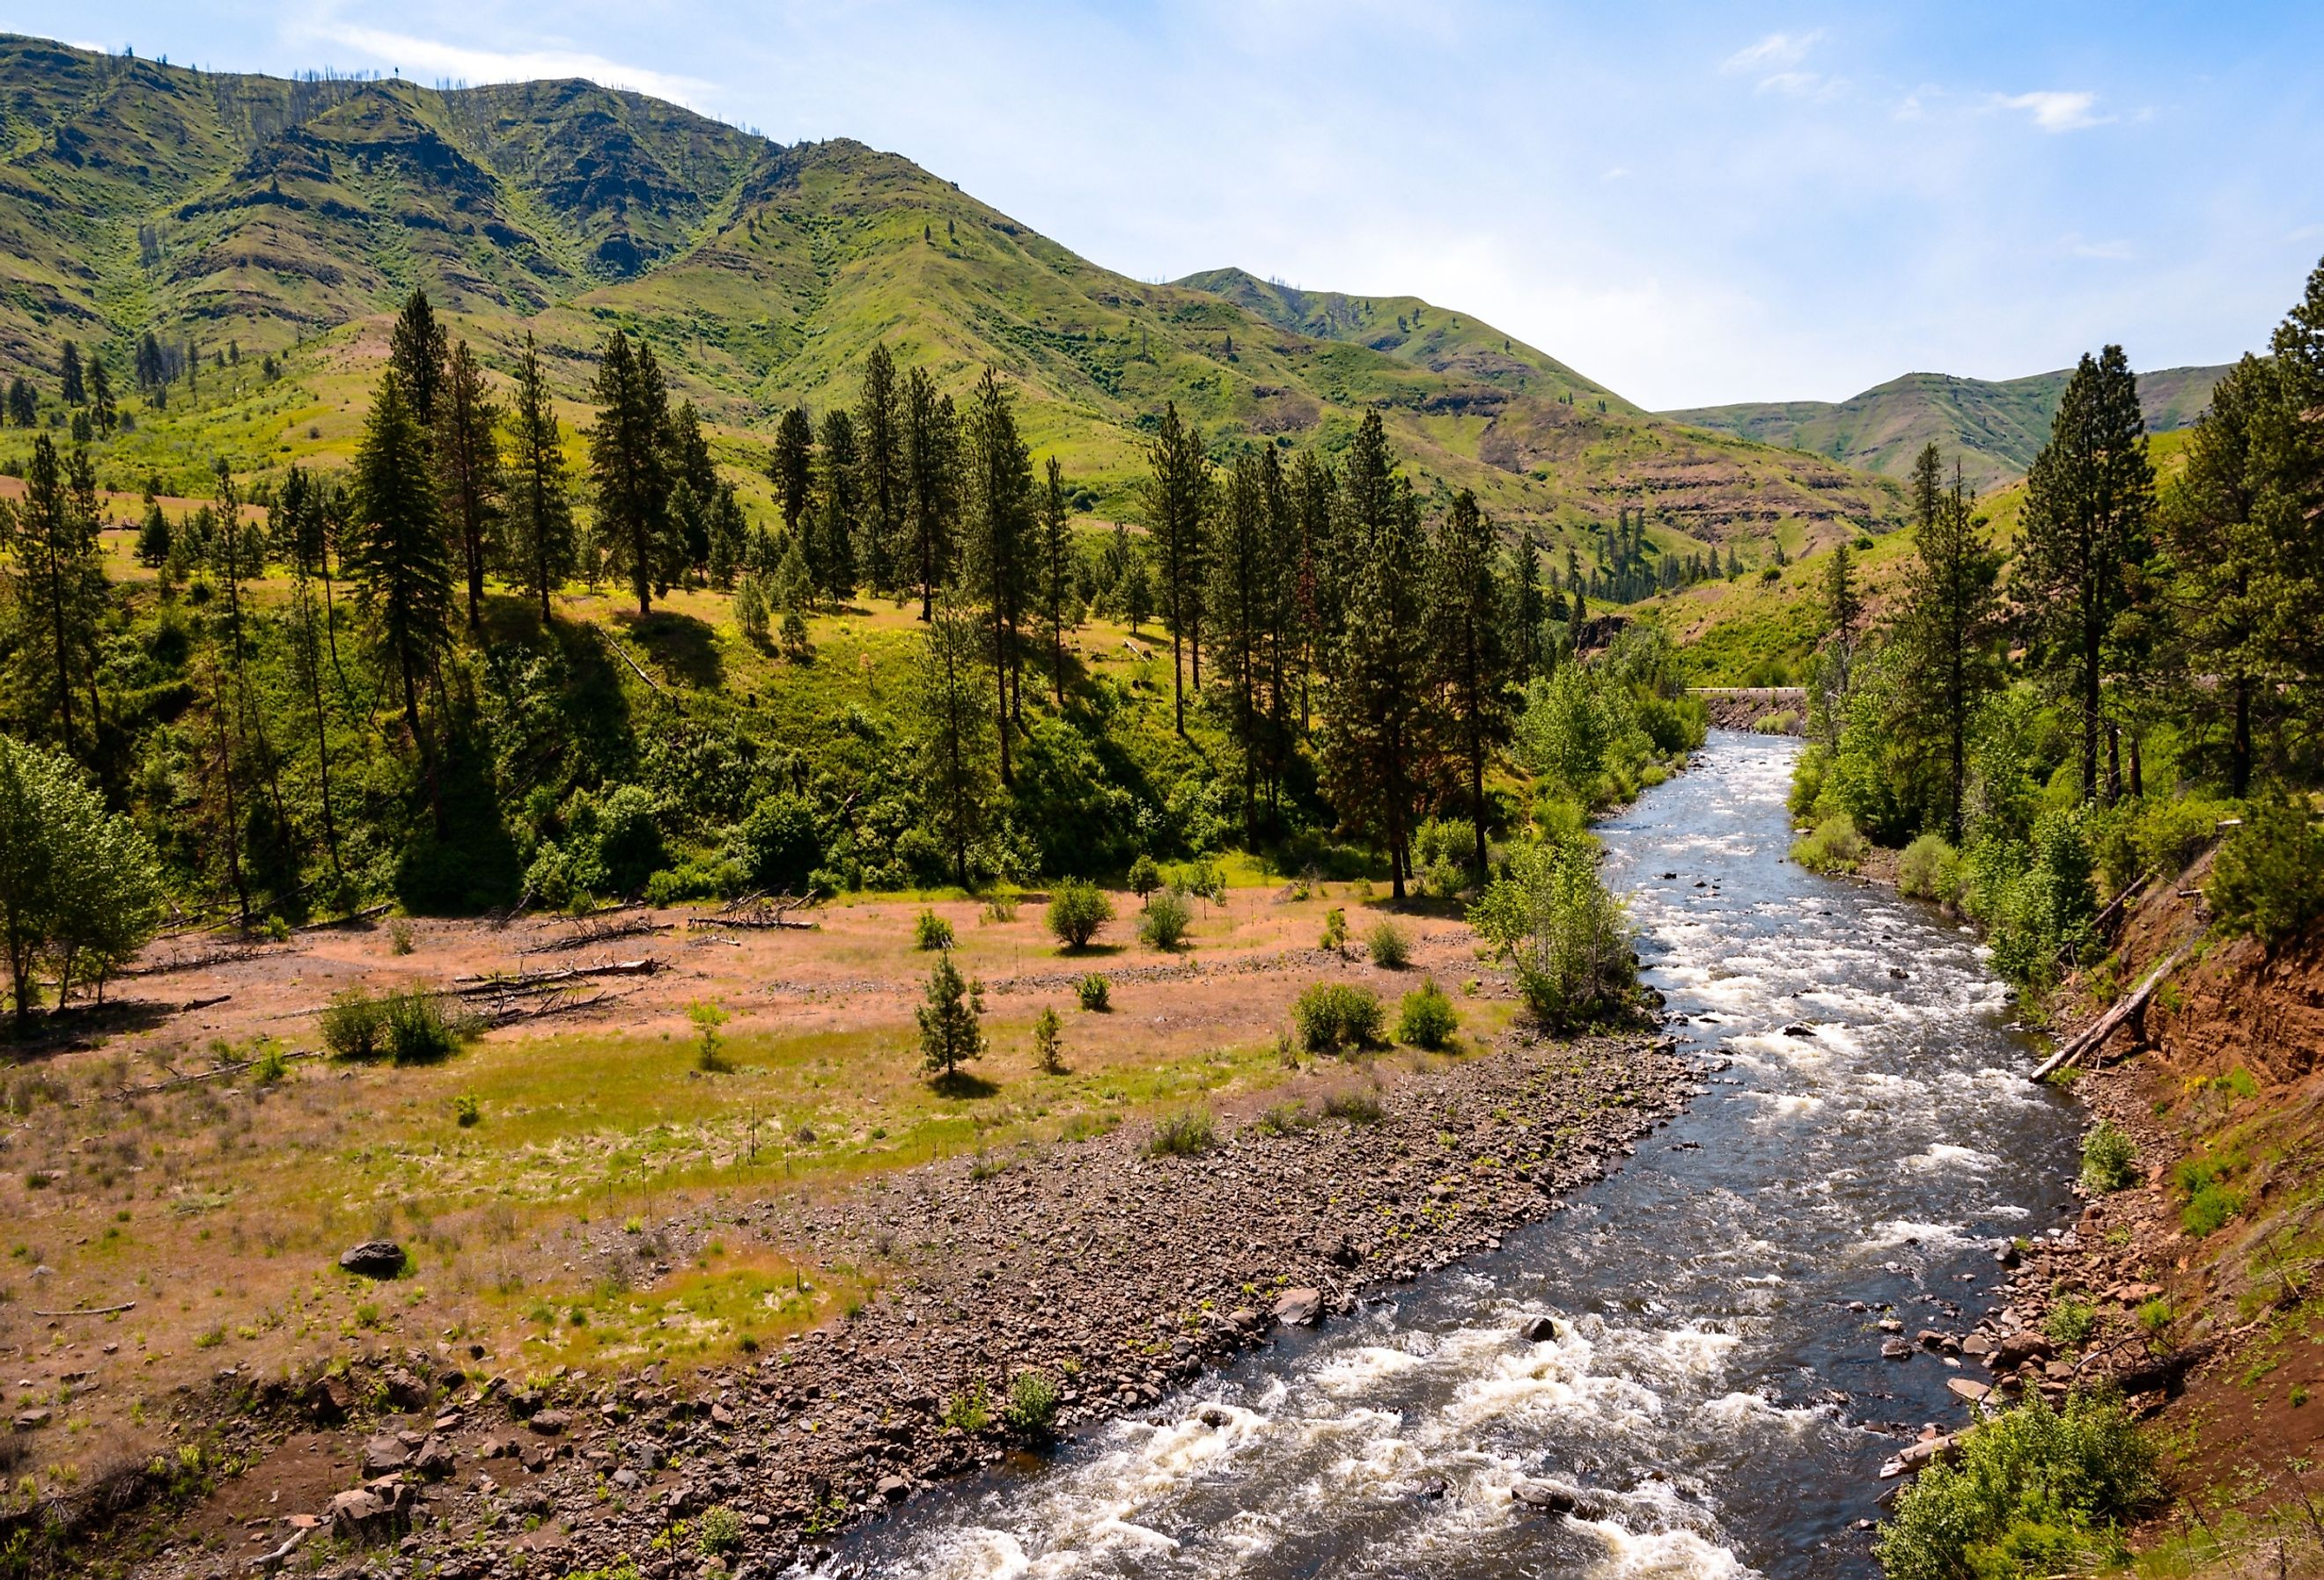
xmin=524 ymin=915 xmax=668 ymax=953
xmin=294 ymin=903 xmax=393 ymax=933
xmin=474 ymin=987 xmax=633 ymax=1027
xmin=31 ymin=1302 xmax=136 ymax=1318
xmin=449 ymin=958 xmax=661 ymax=995
xmin=115 ymin=1049 xmax=320 ymax=1097
xmin=2033 ymin=936 xmax=2201 ymax=1082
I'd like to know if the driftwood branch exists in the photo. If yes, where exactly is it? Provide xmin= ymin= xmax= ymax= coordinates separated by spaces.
xmin=31 ymin=1302 xmax=136 ymax=1318
xmin=2034 ymin=937 xmax=2201 ymax=1081
xmin=689 ymin=892 xmax=820 ymax=931
xmin=606 ymin=638 xmax=666 ymax=694
xmin=115 ymin=1049 xmax=320 ymax=1098
xmin=448 ymin=959 xmax=661 ymax=996
xmin=472 ymin=986 xmax=636 ymax=1027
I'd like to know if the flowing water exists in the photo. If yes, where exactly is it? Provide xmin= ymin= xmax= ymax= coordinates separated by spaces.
xmin=834 ymin=731 xmax=2084 ymax=1580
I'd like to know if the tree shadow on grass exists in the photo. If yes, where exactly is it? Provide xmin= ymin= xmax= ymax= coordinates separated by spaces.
xmin=929 ymin=1069 xmax=1000 ymax=1100
xmin=616 ymin=608 xmax=724 ymax=689
xmin=1056 ymin=942 xmax=1128 ymax=959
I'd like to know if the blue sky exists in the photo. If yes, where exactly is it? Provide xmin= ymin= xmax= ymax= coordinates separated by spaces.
xmin=26 ymin=1 xmax=2324 ymax=408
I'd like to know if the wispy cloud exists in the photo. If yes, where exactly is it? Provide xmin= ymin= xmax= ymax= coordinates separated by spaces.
xmin=293 ymin=20 xmax=715 ymax=103
xmin=1721 ymin=30 xmax=1823 ymax=74
xmin=2057 ymin=233 xmax=2136 ymax=261
xmin=1992 ymin=90 xmax=2109 ymax=132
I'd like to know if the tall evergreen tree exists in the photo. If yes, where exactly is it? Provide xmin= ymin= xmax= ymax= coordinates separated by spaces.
xmin=389 ymin=289 xmax=449 ymax=432
xmin=347 ymin=367 xmax=455 ymax=769
xmin=853 ymin=342 xmax=907 ymax=598
xmin=962 ymin=368 xmax=1033 ymax=780
xmin=666 ymin=401 xmax=718 ymax=576
xmin=1508 ymin=527 xmax=1546 ymax=684
xmin=86 ymin=356 xmax=115 ymax=436
xmin=1139 ymin=402 xmax=1210 ymax=734
xmin=901 ymin=368 xmax=959 ymax=621
xmin=1430 ymin=489 xmax=1511 ymax=872
xmin=2014 ymin=346 xmax=2155 ymax=802
xmin=0 ymin=437 xmax=107 ymax=765
xmin=813 ymin=408 xmax=860 ymax=602
xmin=1895 ymin=445 xmax=2002 ymax=838
xmin=436 ymin=339 xmax=501 ymax=629
xmin=918 ymin=593 xmax=997 ymax=887
xmin=1322 ymin=452 xmax=1433 ymax=900
xmin=1823 ymin=540 xmax=1859 ymax=638
xmin=1289 ymin=448 xmax=1340 ymax=726
xmin=1207 ymin=450 xmax=1272 ymax=841
xmin=771 ymin=403 xmax=816 ymax=554
xmin=1037 ymin=455 xmax=1075 ymax=708
xmin=587 ymin=330 xmax=677 ymax=615
xmin=2250 ymin=257 xmax=2324 ymax=783
xmin=500 ymin=334 xmax=577 ymax=624
xmin=59 ymin=342 xmax=84 ymax=406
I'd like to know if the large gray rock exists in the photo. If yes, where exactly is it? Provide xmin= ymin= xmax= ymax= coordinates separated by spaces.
xmin=337 ymin=1241 xmax=406 ymax=1279
xmin=1271 ymin=1288 xmax=1323 ymax=1327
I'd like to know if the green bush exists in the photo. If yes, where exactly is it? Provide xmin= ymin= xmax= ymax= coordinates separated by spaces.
xmin=1791 ymin=813 xmax=1867 ymax=874
xmin=940 ymin=1380 xmax=991 ymax=1431
xmin=914 ymin=908 xmax=955 ymax=951
xmin=2208 ymin=797 xmax=2324 ymax=947
xmin=1396 ymin=979 xmax=1459 ymax=1049
xmin=1896 ymin=833 xmax=1960 ymax=903
xmin=1874 ymin=1393 xmax=2160 ymax=1580
xmin=733 ymin=791 xmax=823 ymax=894
xmin=1293 ymin=981 xmax=1385 ymax=1054
xmin=1076 ymin=973 xmax=1110 ymax=1011
xmin=1365 ymin=917 xmax=1412 ymax=968
xmin=1320 ymin=1086 xmax=1385 ymax=1124
xmin=1045 ymin=879 xmax=1114 ymax=950
xmin=1967 ymin=809 xmax=2099 ymax=996
xmin=1147 ymin=1107 xmax=1216 ymax=1157
xmin=2046 ymin=1297 xmax=2097 ymax=1348
xmin=320 ymin=988 xmax=385 ymax=1061
xmin=1138 ymin=889 xmax=1193 ymax=950
xmin=1468 ymin=837 xmax=1636 ymax=1031
xmin=1320 ymin=907 xmax=1348 ymax=952
xmin=382 ymin=988 xmax=472 ymax=1064
xmin=1002 ymin=1371 xmax=1061 ymax=1436
xmin=2078 ymin=1121 xmax=2138 ymax=1193
xmin=2182 ymin=1181 xmax=2240 ymax=1237
xmin=694 ymin=1505 xmax=743 ymax=1557
xmin=453 ymin=1092 xmax=481 ymax=1128
xmin=1128 ymin=854 xmax=1162 ymax=904
xmin=1033 ymin=1005 xmax=1064 ymax=1074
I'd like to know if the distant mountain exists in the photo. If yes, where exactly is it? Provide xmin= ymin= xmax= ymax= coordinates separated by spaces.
xmin=0 ymin=34 xmax=1901 ymax=555
xmin=1663 ymin=364 xmax=2230 ymax=495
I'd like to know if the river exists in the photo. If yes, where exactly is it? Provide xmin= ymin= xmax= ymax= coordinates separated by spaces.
xmin=831 ymin=731 xmax=2084 ymax=1579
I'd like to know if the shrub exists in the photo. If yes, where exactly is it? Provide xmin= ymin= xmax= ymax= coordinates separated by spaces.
xmin=1147 ymin=1107 xmax=1216 ymax=1157
xmin=1365 ymin=918 xmax=1412 ymax=968
xmin=382 ymin=988 xmax=470 ymax=1064
xmin=1128 ymin=854 xmax=1162 ymax=905
xmin=2208 ymin=797 xmax=2324 ymax=947
xmin=1320 ymin=907 xmax=1348 ymax=952
xmin=695 ymin=1505 xmax=743 ymax=1557
xmin=2182 ymin=1180 xmax=2240 ymax=1237
xmin=2046 ymin=1297 xmax=2097 ymax=1348
xmin=1293 ymin=981 xmax=1384 ymax=1054
xmin=1033 ymin=1005 xmax=1064 ymax=1074
xmin=1396 ymin=979 xmax=1459 ymax=1049
xmin=387 ymin=918 xmax=416 ymax=956
xmin=981 ymin=888 xmax=1019 ymax=923
xmin=1791 ymin=813 xmax=1867 ymax=874
xmin=1076 ymin=973 xmax=1110 ymax=1011
xmin=941 ymin=1381 xmax=991 ymax=1431
xmin=1896 ymin=833 xmax=1960 ymax=903
xmin=733 ymin=792 xmax=822 ymax=894
xmin=1045 ymin=879 xmax=1114 ymax=950
xmin=453 ymin=1093 xmax=481 ymax=1128
xmin=914 ymin=908 xmax=955 ymax=951
xmin=1138 ymin=889 xmax=1193 ymax=950
xmin=250 ymin=1045 xmax=290 ymax=1085
xmin=1253 ymin=1099 xmax=1311 ymax=1135
xmin=1874 ymin=1393 xmax=2159 ymax=1580
xmin=1469 ymin=837 xmax=1636 ymax=1031
xmin=1003 ymin=1371 xmax=1061 ymax=1437
xmin=2078 ymin=1120 xmax=2138 ymax=1193
xmin=1320 ymin=1086 xmax=1385 ymax=1124
xmin=689 ymin=1001 xmax=732 ymax=1073
xmin=320 ymin=987 xmax=386 ymax=1061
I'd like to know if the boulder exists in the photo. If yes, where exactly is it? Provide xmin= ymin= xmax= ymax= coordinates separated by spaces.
xmin=1511 ymin=1481 xmax=1577 ymax=1513
xmin=1519 ymin=1316 xmax=1560 ymax=1343
xmin=305 ymin=1375 xmax=357 ymax=1423
xmin=413 ymin=1437 xmax=457 ymax=1479
xmin=1879 ymin=1339 xmax=1912 ymax=1361
xmin=1946 ymin=1378 xmax=1992 ymax=1405
xmin=327 ymin=1488 xmax=396 ymax=1542
xmin=337 ymin=1241 xmax=407 ymax=1279
xmin=381 ymin=1366 xmax=430 ymax=1411
xmin=1271 ymin=1288 xmax=1323 ymax=1327
xmin=1989 ymin=1332 xmax=2054 ymax=1371
xmin=526 ymin=1408 xmax=571 ymax=1436
xmin=876 ymin=1474 xmax=910 ymax=1502
xmin=360 ymin=1435 xmax=411 ymax=1475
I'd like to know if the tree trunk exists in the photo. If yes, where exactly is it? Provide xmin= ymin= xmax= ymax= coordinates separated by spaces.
xmin=2231 ymin=674 xmax=2251 ymax=798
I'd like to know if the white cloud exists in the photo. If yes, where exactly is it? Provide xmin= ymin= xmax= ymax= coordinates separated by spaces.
xmin=1722 ymin=30 xmax=1823 ymax=74
xmin=291 ymin=20 xmax=715 ymax=105
xmin=1993 ymin=90 xmax=2109 ymax=132
xmin=2059 ymin=233 xmax=2136 ymax=261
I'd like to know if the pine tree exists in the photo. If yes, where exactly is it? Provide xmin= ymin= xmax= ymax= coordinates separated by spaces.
xmin=1823 ymin=540 xmax=1859 ymax=639
xmin=963 ymin=368 xmax=1033 ymax=780
xmin=771 ymin=403 xmax=816 ymax=563
xmin=1 ymin=437 xmax=107 ymax=764
xmin=2250 ymin=256 xmax=2324 ymax=782
xmin=1037 ymin=455 xmax=1075 ymax=707
xmin=500 ymin=334 xmax=577 ymax=624
xmin=5 ymin=378 xmax=33 ymax=427
xmin=1895 ymin=444 xmax=2002 ymax=838
xmin=915 ymin=952 xmax=985 ymax=1080
xmin=1139 ymin=402 xmax=1210 ymax=734
xmin=918 ymin=594 xmax=997 ymax=887
xmin=2014 ymin=346 xmax=2154 ymax=801
xmin=587 ymin=330 xmax=677 ymax=615
xmin=1207 ymin=450 xmax=1271 ymax=841
xmin=813 ymin=408 xmax=860 ymax=602
xmin=1508 ymin=527 xmax=1546 ymax=683
xmin=59 ymin=342 xmax=84 ymax=406
xmin=1321 ymin=448 xmax=1433 ymax=900
xmin=666 ymin=401 xmax=718 ymax=577
xmin=436 ymin=340 xmax=501 ymax=629
xmin=389 ymin=289 xmax=448 ymax=432
xmin=347 ymin=367 xmax=454 ymax=768
xmin=902 ymin=368 xmax=960 ymax=621
xmin=1430 ymin=489 xmax=1511 ymax=871
xmin=853 ymin=342 xmax=906 ymax=598
xmin=86 ymin=356 xmax=115 ymax=436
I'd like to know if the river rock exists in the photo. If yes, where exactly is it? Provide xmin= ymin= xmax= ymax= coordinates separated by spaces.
xmin=1519 ymin=1316 xmax=1560 ymax=1343
xmin=361 ymin=1435 xmax=411 ymax=1475
xmin=1511 ymin=1480 xmax=1577 ymax=1513
xmin=1272 ymin=1288 xmax=1323 ymax=1327
xmin=1880 ymin=1339 xmax=1912 ymax=1361
xmin=338 ymin=1241 xmax=407 ymax=1279
xmin=1946 ymin=1378 xmax=1991 ymax=1404
xmin=1988 ymin=1332 xmax=2054 ymax=1371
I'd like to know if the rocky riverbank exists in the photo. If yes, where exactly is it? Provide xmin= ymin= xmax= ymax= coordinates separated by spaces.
xmin=136 ymin=1028 xmax=1693 ymax=1580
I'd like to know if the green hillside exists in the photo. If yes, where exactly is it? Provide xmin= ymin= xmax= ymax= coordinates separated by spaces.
xmin=0 ymin=35 xmax=1901 ymax=556
xmin=1664 ymin=364 xmax=2226 ymax=494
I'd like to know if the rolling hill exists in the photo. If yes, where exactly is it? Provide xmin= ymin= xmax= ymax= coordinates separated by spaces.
xmin=0 ymin=33 xmax=1901 ymax=559
xmin=1664 ymin=364 xmax=2227 ymax=496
